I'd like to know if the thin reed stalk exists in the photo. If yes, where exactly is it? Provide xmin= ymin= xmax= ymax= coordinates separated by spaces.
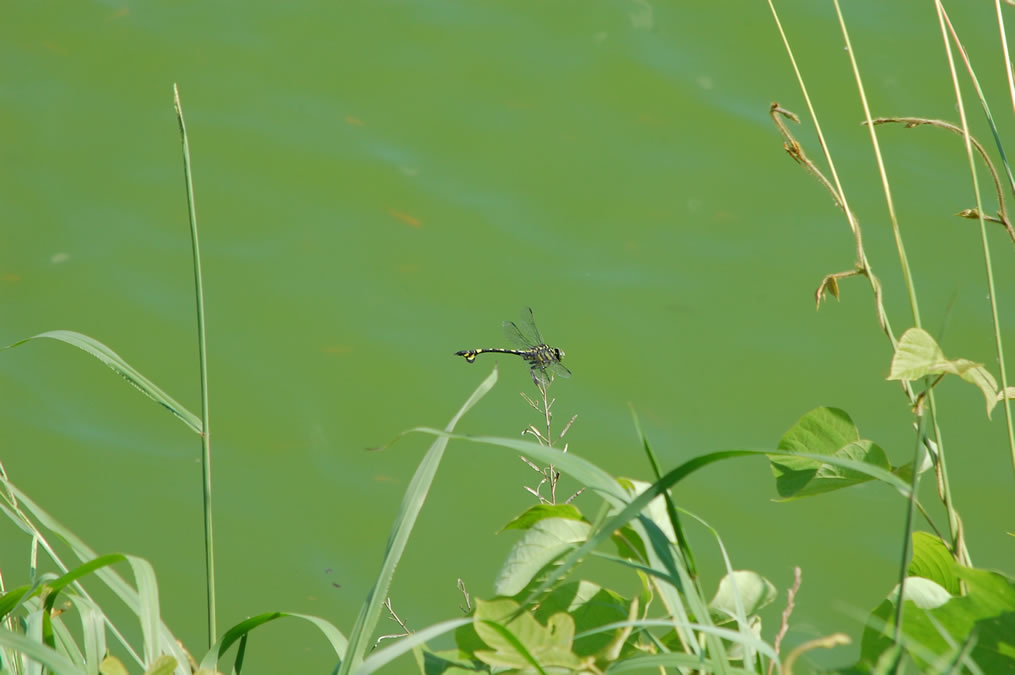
xmin=936 ymin=2 xmax=1015 ymax=480
xmin=173 ymin=83 xmax=217 ymax=647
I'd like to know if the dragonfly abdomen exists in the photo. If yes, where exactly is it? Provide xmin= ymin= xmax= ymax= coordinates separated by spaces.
xmin=455 ymin=348 xmax=528 ymax=363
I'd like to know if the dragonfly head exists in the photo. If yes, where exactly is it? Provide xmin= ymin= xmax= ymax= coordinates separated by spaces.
xmin=554 ymin=347 xmax=565 ymax=361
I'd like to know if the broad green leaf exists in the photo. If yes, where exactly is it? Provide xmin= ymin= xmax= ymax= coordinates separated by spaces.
xmin=144 ymin=655 xmax=179 ymax=675
xmin=770 ymin=407 xmax=892 ymax=499
xmin=777 ymin=406 xmax=859 ymax=455
xmin=708 ymin=571 xmax=777 ymax=621
xmin=531 ymin=581 xmax=630 ymax=657
xmin=416 ymin=647 xmax=485 ymax=675
xmin=502 ymin=504 xmax=586 ymax=531
xmin=888 ymin=328 xmax=999 ymax=416
xmin=494 ymin=518 xmax=591 ymax=597
xmin=100 ymin=656 xmax=129 ymax=675
xmin=472 ymin=598 xmax=589 ymax=671
xmin=2 ymin=330 xmax=202 ymax=434
xmin=908 ymin=532 xmax=961 ymax=595
xmin=861 ymin=566 xmax=1015 ymax=672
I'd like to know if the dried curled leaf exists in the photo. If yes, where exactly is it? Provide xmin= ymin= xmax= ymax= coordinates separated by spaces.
xmin=815 ymin=275 xmax=840 ymax=307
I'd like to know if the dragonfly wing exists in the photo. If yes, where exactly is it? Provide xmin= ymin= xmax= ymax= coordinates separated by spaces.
xmin=502 ymin=320 xmax=532 ymax=350
xmin=518 ymin=307 xmax=544 ymax=345
xmin=530 ymin=367 xmax=551 ymax=386
xmin=548 ymin=361 xmax=571 ymax=379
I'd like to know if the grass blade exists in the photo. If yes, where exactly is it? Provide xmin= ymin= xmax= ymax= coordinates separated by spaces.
xmin=0 ymin=479 xmax=190 ymax=674
xmin=199 ymin=612 xmax=347 ymax=672
xmin=336 ymin=367 xmax=499 ymax=674
xmin=629 ymin=405 xmax=697 ymax=578
xmin=1 ymin=330 xmax=202 ymax=435
xmin=0 ymin=629 xmax=83 ymax=675
xmin=356 ymin=617 xmax=471 ymax=673
xmin=172 ymin=83 xmax=217 ymax=647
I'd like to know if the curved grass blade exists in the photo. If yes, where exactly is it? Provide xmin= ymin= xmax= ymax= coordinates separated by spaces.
xmin=73 ymin=594 xmax=107 ymax=675
xmin=198 ymin=612 xmax=347 ymax=672
xmin=357 ymin=617 xmax=471 ymax=673
xmin=0 ymin=479 xmax=190 ymax=673
xmin=575 ymin=618 xmax=777 ymax=666
xmin=2 ymin=330 xmax=202 ymax=435
xmin=630 ymin=405 xmax=695 ymax=576
xmin=47 ymin=604 xmax=86 ymax=667
xmin=400 ymin=430 xmax=913 ymax=598
xmin=683 ymin=508 xmax=767 ymax=672
xmin=2 ymin=552 xmax=173 ymax=673
xmin=0 ymin=629 xmax=83 ymax=674
xmin=372 ymin=430 xmax=912 ymax=670
xmin=47 ymin=555 xmax=164 ymax=669
xmin=336 ymin=367 xmax=499 ymax=674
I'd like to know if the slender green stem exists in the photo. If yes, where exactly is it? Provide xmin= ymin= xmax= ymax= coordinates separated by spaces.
xmin=834 ymin=0 xmax=923 ymax=331
xmin=173 ymin=83 xmax=217 ymax=646
xmin=893 ymin=399 xmax=927 ymax=643
xmin=937 ymin=4 xmax=1015 ymax=482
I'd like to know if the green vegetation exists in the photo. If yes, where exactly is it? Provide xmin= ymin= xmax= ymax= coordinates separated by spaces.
xmin=5 ymin=3 xmax=1015 ymax=672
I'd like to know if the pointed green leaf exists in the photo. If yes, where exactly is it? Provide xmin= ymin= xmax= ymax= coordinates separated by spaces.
xmin=770 ymin=408 xmax=892 ymax=499
xmin=495 ymin=518 xmax=591 ymax=597
xmin=502 ymin=504 xmax=586 ymax=531
xmin=889 ymin=328 xmax=999 ymax=416
xmin=531 ymin=581 xmax=630 ymax=657
xmin=909 ymin=532 xmax=962 ymax=595
xmin=143 ymin=655 xmax=178 ymax=675
xmin=100 ymin=656 xmax=130 ymax=675
xmin=861 ymin=566 xmax=1015 ymax=672
xmin=708 ymin=571 xmax=777 ymax=621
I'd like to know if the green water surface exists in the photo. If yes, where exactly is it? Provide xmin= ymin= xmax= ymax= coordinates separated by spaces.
xmin=2 ymin=2 xmax=1014 ymax=672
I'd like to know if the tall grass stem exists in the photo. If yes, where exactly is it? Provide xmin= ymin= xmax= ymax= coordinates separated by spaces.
xmin=173 ymin=83 xmax=217 ymax=647
xmin=936 ymin=4 xmax=1015 ymax=478
xmin=833 ymin=0 xmax=923 ymax=330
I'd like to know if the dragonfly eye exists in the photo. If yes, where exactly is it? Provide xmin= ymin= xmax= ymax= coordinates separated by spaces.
xmin=555 ymin=348 xmax=565 ymax=360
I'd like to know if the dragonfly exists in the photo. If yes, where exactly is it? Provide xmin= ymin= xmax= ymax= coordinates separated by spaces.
xmin=456 ymin=307 xmax=571 ymax=385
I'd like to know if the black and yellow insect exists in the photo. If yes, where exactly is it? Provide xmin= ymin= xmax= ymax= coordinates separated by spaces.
xmin=456 ymin=307 xmax=571 ymax=385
